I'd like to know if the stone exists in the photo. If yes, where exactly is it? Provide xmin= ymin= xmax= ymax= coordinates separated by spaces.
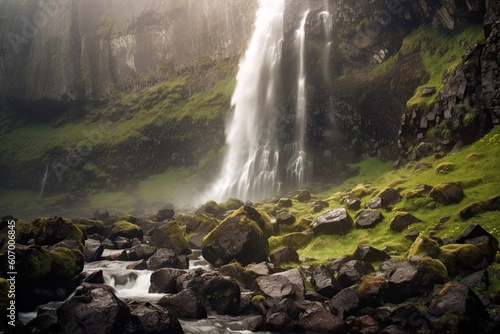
xmin=365 ymin=197 xmax=382 ymax=209
xmin=421 ymin=87 xmax=437 ymax=97
xmin=299 ymin=303 xmax=347 ymax=333
xmin=460 ymin=270 xmax=488 ymax=289
xmin=127 ymin=244 xmax=157 ymax=261
xmin=148 ymin=221 xmax=191 ymax=255
xmin=264 ymin=312 xmax=296 ymax=333
xmin=346 ymin=198 xmax=361 ymax=210
xmin=356 ymin=278 xmax=387 ymax=308
xmin=353 ymin=245 xmax=390 ymax=263
xmin=278 ymin=198 xmax=293 ymax=208
xmin=281 ymin=232 xmax=313 ymax=249
xmin=84 ymin=239 xmax=104 ymax=262
xmin=156 ymin=208 xmax=175 ymax=221
xmin=389 ymin=213 xmax=421 ymax=232
xmin=274 ymin=269 xmax=305 ymax=301
xmin=75 ymin=218 xmax=106 ymax=236
xmin=146 ymin=248 xmax=189 ymax=270
xmin=57 ymin=288 xmax=139 ymax=333
xmin=310 ymin=264 xmax=341 ymax=298
xmin=270 ymin=246 xmax=300 ymax=266
xmin=114 ymin=236 xmax=132 ymax=249
xmin=378 ymin=187 xmax=402 ymax=209
xmin=329 ymin=288 xmax=360 ymax=319
xmin=131 ymin=303 xmax=183 ymax=334
xmin=407 ymin=234 xmax=441 ymax=258
xmin=185 ymin=214 xmax=219 ymax=235
xmin=201 ymin=206 xmax=269 ymax=267
xmin=440 ymin=243 xmax=489 ymax=275
xmin=456 ymin=223 xmax=499 ymax=253
xmin=149 ymin=268 xmax=186 ymax=293
xmin=430 ymin=182 xmax=465 ymax=205
xmin=459 ymin=195 xmax=500 ymax=219
xmin=276 ymin=212 xmax=296 ymax=225
xmin=404 ymin=230 xmax=420 ymax=242
xmin=157 ymin=289 xmax=207 ymax=319
xmin=93 ymin=208 xmax=109 ymax=220
xmin=255 ymin=275 xmax=295 ymax=300
xmin=293 ymin=190 xmax=312 ymax=202
xmin=312 ymin=208 xmax=353 ymax=236
xmin=83 ymin=270 xmax=105 ymax=284
xmin=337 ymin=260 xmax=375 ymax=288
xmin=31 ymin=216 xmax=83 ymax=246
xmin=355 ymin=209 xmax=384 ymax=229
xmin=108 ymin=221 xmax=143 ymax=241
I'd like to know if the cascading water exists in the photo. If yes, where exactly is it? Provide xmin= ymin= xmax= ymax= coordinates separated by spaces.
xmin=319 ymin=8 xmax=333 ymax=81
xmin=208 ymin=0 xmax=285 ymax=202
xmin=286 ymin=11 xmax=310 ymax=190
xmin=38 ymin=159 xmax=50 ymax=199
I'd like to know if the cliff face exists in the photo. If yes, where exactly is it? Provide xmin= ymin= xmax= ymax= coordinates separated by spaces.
xmin=0 ymin=0 xmax=256 ymax=102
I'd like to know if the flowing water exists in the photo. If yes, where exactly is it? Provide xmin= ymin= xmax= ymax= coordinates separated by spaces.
xmin=38 ymin=160 xmax=50 ymax=199
xmin=207 ymin=0 xmax=285 ymax=203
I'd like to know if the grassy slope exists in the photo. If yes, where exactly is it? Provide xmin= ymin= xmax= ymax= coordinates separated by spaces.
xmin=264 ymin=126 xmax=500 ymax=263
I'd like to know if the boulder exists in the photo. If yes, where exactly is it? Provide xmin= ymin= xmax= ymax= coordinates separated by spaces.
xmin=84 ymin=239 xmax=104 ymax=262
xmin=356 ymin=278 xmax=387 ymax=308
xmin=460 ymin=270 xmax=488 ymax=288
xmin=131 ymin=303 xmax=183 ymax=334
xmin=31 ymin=216 xmax=83 ymax=246
xmin=147 ymin=249 xmax=189 ymax=270
xmin=378 ymin=187 xmax=402 ymax=209
xmin=127 ymin=244 xmax=157 ymax=261
xmin=148 ymin=222 xmax=191 ymax=255
xmin=365 ymin=197 xmax=382 ymax=209
xmin=108 ymin=221 xmax=143 ymax=241
xmin=156 ymin=208 xmax=175 ymax=222
xmin=429 ymin=283 xmax=487 ymax=333
xmin=202 ymin=206 xmax=269 ymax=267
xmin=255 ymin=275 xmax=295 ymax=300
xmin=312 ymin=208 xmax=353 ymax=236
xmin=157 ymin=288 xmax=207 ymax=319
xmin=114 ymin=236 xmax=132 ymax=249
xmin=57 ymin=288 xmax=139 ymax=334
xmin=337 ymin=260 xmax=374 ymax=288
xmin=355 ymin=209 xmax=384 ymax=229
xmin=329 ymin=288 xmax=360 ymax=319
xmin=185 ymin=214 xmax=219 ymax=235
xmin=276 ymin=212 xmax=296 ymax=225
xmin=310 ymin=264 xmax=341 ymax=298
xmin=270 ymin=246 xmax=300 ymax=266
xmin=299 ymin=303 xmax=347 ymax=333
xmin=354 ymin=245 xmax=390 ymax=263
xmin=407 ymin=234 xmax=441 ymax=258
xmin=75 ymin=218 xmax=106 ymax=236
xmin=149 ymin=268 xmax=186 ymax=293
xmin=440 ymin=243 xmax=489 ymax=275
xmin=293 ymin=190 xmax=312 ymax=202
xmin=278 ymin=198 xmax=293 ymax=208
xmin=429 ymin=182 xmax=465 ymax=205
xmin=185 ymin=272 xmax=240 ymax=315
xmin=274 ymin=269 xmax=305 ymax=301
xmin=188 ymin=233 xmax=205 ymax=249
xmin=264 ymin=312 xmax=296 ymax=333
xmin=346 ymin=198 xmax=361 ymax=210
xmin=456 ymin=223 xmax=499 ymax=253
xmin=389 ymin=213 xmax=421 ymax=232
xmin=459 ymin=195 xmax=500 ymax=219
xmin=221 ymin=197 xmax=245 ymax=211
xmin=281 ymin=232 xmax=313 ymax=249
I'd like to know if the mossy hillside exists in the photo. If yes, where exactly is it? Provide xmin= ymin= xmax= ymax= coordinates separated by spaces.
xmin=274 ymin=126 xmax=500 ymax=263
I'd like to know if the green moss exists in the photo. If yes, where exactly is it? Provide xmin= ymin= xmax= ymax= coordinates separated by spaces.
xmin=413 ymin=256 xmax=449 ymax=281
xmin=408 ymin=234 xmax=441 ymax=259
xmin=14 ymin=220 xmax=32 ymax=243
xmin=435 ymin=163 xmax=457 ymax=174
xmin=440 ymin=244 xmax=484 ymax=275
xmin=222 ymin=198 xmax=245 ymax=211
xmin=0 ymin=278 xmax=9 ymax=310
xmin=117 ymin=213 xmax=137 ymax=224
xmin=16 ymin=246 xmax=53 ymax=283
xmin=31 ymin=217 xmax=83 ymax=245
xmin=109 ymin=220 xmax=143 ymax=240
xmin=75 ymin=218 xmax=106 ymax=235
xmin=50 ymin=247 xmax=84 ymax=279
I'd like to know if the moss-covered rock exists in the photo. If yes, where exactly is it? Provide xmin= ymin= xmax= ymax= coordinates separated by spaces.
xmin=117 ymin=213 xmax=137 ymax=224
xmin=14 ymin=219 xmax=33 ymax=244
xmin=203 ymin=200 xmax=222 ymax=216
xmin=76 ymin=218 xmax=106 ymax=236
xmin=221 ymin=198 xmax=245 ymax=211
xmin=108 ymin=221 xmax=143 ymax=241
xmin=408 ymin=234 xmax=441 ymax=259
xmin=440 ymin=243 xmax=489 ymax=275
xmin=293 ymin=190 xmax=312 ymax=203
xmin=49 ymin=247 xmax=85 ymax=279
xmin=278 ymin=198 xmax=293 ymax=208
xmin=357 ymin=277 xmax=387 ymax=307
xmin=460 ymin=195 xmax=500 ymax=219
xmin=185 ymin=214 xmax=219 ymax=235
xmin=435 ymin=162 xmax=457 ymax=174
xmin=31 ymin=217 xmax=83 ymax=246
xmin=389 ymin=212 xmax=421 ymax=232
xmin=219 ymin=262 xmax=260 ymax=289
xmin=281 ymin=232 xmax=313 ymax=249
xmin=149 ymin=221 xmax=191 ymax=255
xmin=429 ymin=182 xmax=465 ymax=205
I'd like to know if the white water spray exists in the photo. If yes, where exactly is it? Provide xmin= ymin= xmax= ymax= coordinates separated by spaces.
xmin=319 ymin=10 xmax=333 ymax=81
xmin=208 ymin=0 xmax=285 ymax=202
xmin=38 ymin=161 xmax=50 ymax=199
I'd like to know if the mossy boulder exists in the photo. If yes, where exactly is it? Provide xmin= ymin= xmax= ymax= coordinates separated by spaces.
xmin=430 ymin=182 xmax=465 ymax=205
xmin=440 ymin=243 xmax=489 ymax=275
xmin=435 ymin=162 xmax=456 ymax=174
xmin=293 ymin=190 xmax=312 ymax=203
xmin=349 ymin=184 xmax=374 ymax=199
xmin=221 ymin=198 xmax=245 ymax=211
xmin=460 ymin=195 xmax=500 ymax=219
xmin=377 ymin=187 xmax=402 ymax=209
xmin=149 ymin=221 xmax=191 ymax=255
xmin=357 ymin=278 xmax=387 ymax=307
xmin=108 ymin=221 xmax=143 ymax=241
xmin=76 ymin=218 xmax=106 ymax=236
xmin=202 ymin=206 xmax=269 ymax=267
xmin=14 ymin=219 xmax=33 ymax=244
xmin=49 ymin=247 xmax=85 ymax=279
xmin=219 ymin=262 xmax=260 ymax=289
xmin=281 ymin=232 xmax=313 ymax=249
xmin=278 ymin=198 xmax=293 ymax=208
xmin=117 ymin=213 xmax=137 ymax=224
xmin=185 ymin=214 xmax=219 ymax=235
xmin=31 ymin=217 xmax=83 ymax=246
xmin=389 ymin=212 xmax=421 ymax=232
xmin=408 ymin=234 xmax=441 ymax=258
xmin=202 ymin=200 xmax=222 ymax=216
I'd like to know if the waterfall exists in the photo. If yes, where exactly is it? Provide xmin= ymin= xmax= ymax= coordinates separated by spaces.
xmin=286 ymin=11 xmax=310 ymax=190
xmin=38 ymin=160 xmax=50 ymax=199
xmin=207 ymin=0 xmax=285 ymax=202
xmin=319 ymin=9 xmax=333 ymax=81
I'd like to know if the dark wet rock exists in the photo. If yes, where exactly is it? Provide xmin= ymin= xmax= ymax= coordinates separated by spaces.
xmin=460 ymin=195 xmax=500 ymax=219
xmin=312 ymin=208 xmax=353 ymax=236
xmin=365 ymin=197 xmax=382 ymax=209
xmin=346 ymin=198 xmax=361 ymax=210
xmin=276 ymin=212 xmax=296 ymax=225
xmin=147 ymin=248 xmax=189 ymax=270
xmin=299 ymin=303 xmax=347 ymax=333
xmin=275 ymin=269 xmax=305 ymax=301
xmin=264 ymin=312 xmax=296 ymax=333
xmin=310 ymin=264 xmax=341 ymax=298
xmin=107 ymin=250 xmax=128 ymax=261
xmin=353 ymin=245 xmax=390 ymax=263
xmin=57 ymin=288 xmax=139 ymax=334
xmin=386 ymin=256 xmax=448 ymax=303
xmin=93 ymin=208 xmax=109 ymax=220
xmin=460 ymin=270 xmax=488 ymax=288
xmin=355 ymin=209 xmax=384 ymax=229
xmin=294 ymin=190 xmax=312 ymax=202
xmin=328 ymin=255 xmax=355 ymax=272
xmin=32 ymin=216 xmax=83 ymax=246
xmin=201 ymin=206 xmax=269 ymax=267
xmin=389 ymin=213 xmax=421 ymax=232
xmin=430 ymin=182 xmax=465 ymax=205
xmin=247 ymin=262 xmax=273 ymax=276
xmin=405 ymin=230 xmax=420 ymax=242
xmin=270 ymin=246 xmax=299 ymax=266
xmin=156 ymin=208 xmax=175 ymax=222
xmin=356 ymin=277 xmax=387 ymax=308
xmin=188 ymin=233 xmax=205 ymax=249
xmin=148 ymin=221 xmax=191 ymax=255
xmin=83 ymin=270 xmax=105 ymax=284
xmin=329 ymin=288 xmax=360 ymax=319
xmin=456 ymin=223 xmax=499 ymax=253
xmin=157 ymin=288 xmax=207 ymax=319
xmin=219 ymin=263 xmax=260 ymax=289
xmin=337 ymin=260 xmax=375 ymax=288
xmin=312 ymin=200 xmax=330 ymax=212
xmin=389 ymin=304 xmax=429 ymax=333
xmin=75 ymin=218 xmax=106 ymax=236
xmin=185 ymin=214 xmax=219 ymax=235
xmin=278 ymin=198 xmax=293 ymax=208
xmin=131 ymin=302 xmax=183 ymax=334
xmin=149 ymin=268 xmax=186 ymax=293
xmin=102 ymin=238 xmax=115 ymax=249
xmin=127 ymin=244 xmax=157 ymax=261
xmin=353 ymin=315 xmax=379 ymax=333
xmin=114 ymin=236 xmax=132 ymax=249
xmin=421 ymin=87 xmax=437 ymax=97
xmin=26 ymin=310 xmax=61 ymax=334
xmin=378 ymin=187 xmax=402 ymax=209
xmin=429 ymin=283 xmax=488 ymax=333
xmin=84 ymin=239 xmax=103 ymax=262
xmin=126 ymin=260 xmax=148 ymax=270
xmin=255 ymin=275 xmax=295 ymax=300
